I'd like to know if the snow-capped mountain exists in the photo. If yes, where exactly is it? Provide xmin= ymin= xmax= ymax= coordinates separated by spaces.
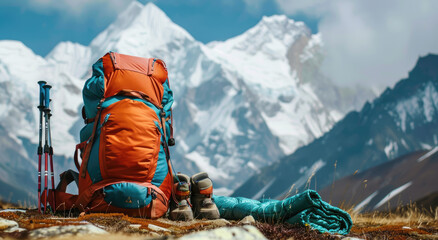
xmin=233 ymin=54 xmax=438 ymax=200
xmin=0 ymin=2 xmax=373 ymax=202
xmin=46 ymin=42 xmax=92 ymax=79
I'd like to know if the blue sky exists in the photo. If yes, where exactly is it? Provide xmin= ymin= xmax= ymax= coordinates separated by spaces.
xmin=0 ymin=0 xmax=319 ymax=57
xmin=1 ymin=0 xmax=437 ymax=88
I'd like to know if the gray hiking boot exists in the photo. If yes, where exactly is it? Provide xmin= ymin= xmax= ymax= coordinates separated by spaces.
xmin=169 ymin=173 xmax=194 ymax=221
xmin=190 ymin=172 xmax=220 ymax=219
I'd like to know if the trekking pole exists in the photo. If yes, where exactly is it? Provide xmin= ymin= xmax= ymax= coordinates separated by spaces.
xmin=47 ymin=88 xmax=56 ymax=213
xmin=37 ymin=81 xmax=46 ymax=213
xmin=42 ymin=84 xmax=52 ymax=213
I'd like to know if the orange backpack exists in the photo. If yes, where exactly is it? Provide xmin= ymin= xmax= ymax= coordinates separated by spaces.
xmin=46 ymin=52 xmax=175 ymax=218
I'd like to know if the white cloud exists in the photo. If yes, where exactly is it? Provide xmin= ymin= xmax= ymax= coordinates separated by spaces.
xmin=241 ymin=0 xmax=267 ymax=14
xmin=275 ymin=0 xmax=326 ymax=16
xmin=275 ymin=0 xmax=438 ymax=89
xmin=17 ymin=0 xmax=134 ymax=18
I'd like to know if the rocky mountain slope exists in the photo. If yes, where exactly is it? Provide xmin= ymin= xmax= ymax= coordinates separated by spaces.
xmin=0 ymin=2 xmax=374 ymax=202
xmin=318 ymin=149 xmax=438 ymax=212
xmin=233 ymin=54 xmax=438 ymax=199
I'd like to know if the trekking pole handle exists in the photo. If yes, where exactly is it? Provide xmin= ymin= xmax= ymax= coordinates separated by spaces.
xmin=43 ymin=85 xmax=52 ymax=109
xmin=38 ymin=81 xmax=46 ymax=108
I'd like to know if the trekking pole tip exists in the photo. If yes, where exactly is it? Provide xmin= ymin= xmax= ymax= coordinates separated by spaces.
xmin=43 ymin=84 xmax=52 ymax=89
xmin=38 ymin=81 xmax=47 ymax=85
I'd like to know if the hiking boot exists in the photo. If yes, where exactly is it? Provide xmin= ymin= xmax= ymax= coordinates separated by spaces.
xmin=169 ymin=173 xmax=194 ymax=221
xmin=190 ymin=172 xmax=220 ymax=219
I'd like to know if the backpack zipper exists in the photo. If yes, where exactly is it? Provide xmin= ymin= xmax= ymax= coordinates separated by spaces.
xmin=101 ymin=113 xmax=111 ymax=127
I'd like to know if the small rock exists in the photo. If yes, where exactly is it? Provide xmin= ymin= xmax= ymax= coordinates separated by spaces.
xmin=239 ymin=215 xmax=255 ymax=225
xmin=129 ymin=224 xmax=142 ymax=229
xmin=0 ymin=209 xmax=26 ymax=213
xmin=402 ymin=226 xmax=412 ymax=230
xmin=205 ymin=218 xmax=231 ymax=227
xmin=178 ymin=225 xmax=267 ymax=240
xmin=29 ymin=224 xmax=107 ymax=238
xmin=148 ymin=224 xmax=171 ymax=232
xmin=148 ymin=232 xmax=162 ymax=237
xmin=0 ymin=217 xmax=18 ymax=231
xmin=4 ymin=226 xmax=26 ymax=233
xmin=342 ymin=237 xmax=365 ymax=240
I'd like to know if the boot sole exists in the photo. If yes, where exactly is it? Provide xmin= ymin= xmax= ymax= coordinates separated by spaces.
xmin=170 ymin=210 xmax=194 ymax=221
xmin=195 ymin=209 xmax=220 ymax=220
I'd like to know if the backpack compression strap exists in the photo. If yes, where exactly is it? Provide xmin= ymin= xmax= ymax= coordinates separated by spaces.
xmin=147 ymin=58 xmax=167 ymax=76
xmin=80 ymin=99 xmax=104 ymax=178
xmin=117 ymin=89 xmax=162 ymax=109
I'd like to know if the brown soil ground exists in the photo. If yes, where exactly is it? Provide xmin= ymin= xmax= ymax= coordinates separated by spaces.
xmin=0 ymin=203 xmax=437 ymax=240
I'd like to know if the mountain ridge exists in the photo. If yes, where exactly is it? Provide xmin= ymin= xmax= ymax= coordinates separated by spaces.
xmin=233 ymin=53 xmax=438 ymax=199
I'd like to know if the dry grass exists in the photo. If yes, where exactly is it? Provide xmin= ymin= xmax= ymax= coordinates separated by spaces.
xmin=347 ymin=205 xmax=438 ymax=240
xmin=350 ymin=205 xmax=438 ymax=227
xmin=0 ymin=200 xmax=19 ymax=210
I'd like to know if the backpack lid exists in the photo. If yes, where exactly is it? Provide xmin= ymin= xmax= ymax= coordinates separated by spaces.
xmin=101 ymin=52 xmax=168 ymax=105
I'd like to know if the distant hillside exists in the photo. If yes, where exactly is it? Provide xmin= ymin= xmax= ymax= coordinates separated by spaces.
xmin=413 ymin=191 xmax=438 ymax=211
xmin=233 ymin=54 xmax=438 ymax=200
xmin=318 ymin=149 xmax=438 ymax=212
